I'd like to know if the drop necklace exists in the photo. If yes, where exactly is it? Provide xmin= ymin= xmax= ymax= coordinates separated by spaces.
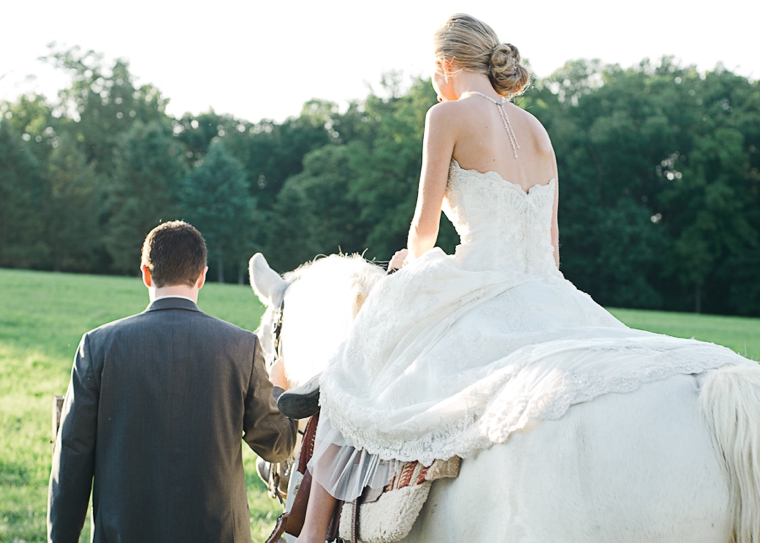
xmin=463 ymin=91 xmax=520 ymax=159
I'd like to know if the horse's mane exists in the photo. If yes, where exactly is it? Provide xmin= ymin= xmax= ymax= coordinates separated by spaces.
xmin=284 ymin=254 xmax=384 ymax=318
xmin=280 ymin=254 xmax=385 ymax=387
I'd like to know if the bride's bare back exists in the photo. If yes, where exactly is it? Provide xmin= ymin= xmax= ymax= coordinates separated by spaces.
xmin=449 ymin=96 xmax=557 ymax=192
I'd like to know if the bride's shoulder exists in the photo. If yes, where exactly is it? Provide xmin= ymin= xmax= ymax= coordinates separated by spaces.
xmin=424 ymin=101 xmax=470 ymax=143
xmin=512 ymin=106 xmax=555 ymax=157
xmin=426 ymin=96 xmax=491 ymax=117
xmin=425 ymin=101 xmax=467 ymax=125
xmin=424 ymin=99 xmax=489 ymax=136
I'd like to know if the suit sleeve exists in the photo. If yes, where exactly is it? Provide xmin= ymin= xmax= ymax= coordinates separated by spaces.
xmin=48 ymin=333 xmax=99 ymax=543
xmin=243 ymin=336 xmax=297 ymax=463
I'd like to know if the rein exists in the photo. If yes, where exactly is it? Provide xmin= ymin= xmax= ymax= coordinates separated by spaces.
xmin=271 ymin=296 xmax=285 ymax=365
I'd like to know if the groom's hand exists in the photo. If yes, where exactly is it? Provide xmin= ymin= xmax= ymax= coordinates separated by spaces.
xmin=268 ymin=358 xmax=289 ymax=390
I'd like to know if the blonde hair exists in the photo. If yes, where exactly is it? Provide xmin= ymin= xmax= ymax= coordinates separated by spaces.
xmin=434 ymin=13 xmax=530 ymax=97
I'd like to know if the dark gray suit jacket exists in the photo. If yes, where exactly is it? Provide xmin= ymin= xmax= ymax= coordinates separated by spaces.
xmin=48 ymin=297 xmax=296 ymax=543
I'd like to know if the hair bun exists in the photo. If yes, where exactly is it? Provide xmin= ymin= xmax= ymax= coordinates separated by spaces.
xmin=488 ymin=43 xmax=530 ymax=97
xmin=490 ymin=43 xmax=515 ymax=70
xmin=433 ymin=14 xmax=531 ymax=97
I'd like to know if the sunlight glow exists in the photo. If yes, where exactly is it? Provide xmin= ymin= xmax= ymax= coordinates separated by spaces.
xmin=0 ymin=0 xmax=757 ymax=123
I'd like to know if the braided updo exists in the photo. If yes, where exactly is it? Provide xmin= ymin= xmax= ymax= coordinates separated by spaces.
xmin=433 ymin=14 xmax=530 ymax=97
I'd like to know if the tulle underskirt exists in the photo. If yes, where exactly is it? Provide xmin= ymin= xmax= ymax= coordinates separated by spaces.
xmin=308 ymin=412 xmax=401 ymax=501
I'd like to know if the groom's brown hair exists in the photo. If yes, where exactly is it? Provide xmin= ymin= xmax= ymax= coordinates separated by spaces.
xmin=141 ymin=221 xmax=207 ymax=287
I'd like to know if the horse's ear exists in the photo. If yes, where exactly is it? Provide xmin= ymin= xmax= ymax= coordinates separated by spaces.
xmin=249 ymin=253 xmax=289 ymax=307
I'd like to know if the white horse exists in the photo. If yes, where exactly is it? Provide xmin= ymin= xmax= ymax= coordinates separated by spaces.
xmin=249 ymin=252 xmax=760 ymax=543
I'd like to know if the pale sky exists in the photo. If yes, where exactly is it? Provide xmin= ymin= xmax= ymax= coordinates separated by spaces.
xmin=1 ymin=0 xmax=758 ymax=124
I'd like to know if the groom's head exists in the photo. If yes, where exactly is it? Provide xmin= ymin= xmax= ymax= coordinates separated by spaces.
xmin=141 ymin=221 xmax=207 ymax=288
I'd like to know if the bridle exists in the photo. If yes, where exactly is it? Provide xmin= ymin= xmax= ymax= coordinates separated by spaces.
xmin=271 ymin=296 xmax=285 ymax=364
xmin=269 ymin=281 xmax=291 ymax=366
xmin=263 ymin=288 xmax=293 ymax=507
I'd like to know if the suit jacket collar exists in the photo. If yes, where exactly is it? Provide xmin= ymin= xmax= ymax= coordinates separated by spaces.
xmin=146 ymin=296 xmax=201 ymax=313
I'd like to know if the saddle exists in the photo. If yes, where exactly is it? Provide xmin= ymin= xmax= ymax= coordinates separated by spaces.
xmin=264 ymin=413 xmax=459 ymax=543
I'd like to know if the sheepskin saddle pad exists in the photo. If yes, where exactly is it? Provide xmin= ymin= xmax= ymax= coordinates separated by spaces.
xmin=338 ymin=456 xmax=460 ymax=543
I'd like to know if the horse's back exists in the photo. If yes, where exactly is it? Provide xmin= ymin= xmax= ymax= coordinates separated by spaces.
xmin=407 ymin=374 xmax=731 ymax=543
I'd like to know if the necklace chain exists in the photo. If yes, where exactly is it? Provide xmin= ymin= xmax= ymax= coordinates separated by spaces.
xmin=464 ymin=91 xmax=520 ymax=159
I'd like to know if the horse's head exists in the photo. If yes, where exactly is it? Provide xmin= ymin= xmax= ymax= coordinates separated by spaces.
xmin=249 ymin=252 xmax=384 ymax=388
xmin=249 ymin=253 xmax=290 ymax=372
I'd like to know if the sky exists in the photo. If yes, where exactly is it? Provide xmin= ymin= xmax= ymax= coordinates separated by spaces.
xmin=1 ymin=0 xmax=758 ymax=124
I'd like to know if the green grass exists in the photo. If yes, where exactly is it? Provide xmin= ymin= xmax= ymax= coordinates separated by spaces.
xmin=1 ymin=268 xmax=759 ymax=541
xmin=608 ymin=307 xmax=760 ymax=362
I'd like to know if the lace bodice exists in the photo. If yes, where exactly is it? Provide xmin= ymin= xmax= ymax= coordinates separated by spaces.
xmin=443 ymin=160 xmax=559 ymax=275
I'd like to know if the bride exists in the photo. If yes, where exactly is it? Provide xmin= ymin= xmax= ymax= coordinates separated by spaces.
xmin=289 ymin=13 xmax=747 ymax=542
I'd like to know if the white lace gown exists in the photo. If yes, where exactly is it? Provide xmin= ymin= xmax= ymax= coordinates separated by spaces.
xmin=310 ymin=159 xmax=749 ymax=501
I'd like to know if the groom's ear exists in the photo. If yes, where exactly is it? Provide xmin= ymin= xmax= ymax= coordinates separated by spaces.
xmin=249 ymin=253 xmax=289 ymax=307
xmin=195 ymin=266 xmax=208 ymax=290
xmin=141 ymin=265 xmax=153 ymax=288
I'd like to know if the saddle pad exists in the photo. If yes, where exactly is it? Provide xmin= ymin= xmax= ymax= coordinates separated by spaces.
xmin=338 ymin=482 xmax=431 ymax=543
xmin=338 ymin=457 xmax=460 ymax=543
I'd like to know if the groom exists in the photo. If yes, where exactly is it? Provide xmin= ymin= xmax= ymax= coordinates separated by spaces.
xmin=48 ymin=220 xmax=296 ymax=543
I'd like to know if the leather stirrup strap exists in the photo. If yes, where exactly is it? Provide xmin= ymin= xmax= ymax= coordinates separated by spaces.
xmin=325 ymin=499 xmax=343 ymax=542
xmin=351 ymin=496 xmax=361 ymax=543
xmin=297 ymin=411 xmax=320 ymax=474
xmin=266 ymin=412 xmax=321 ymax=541
xmin=285 ymin=470 xmax=312 ymax=537
xmin=264 ymin=512 xmax=289 ymax=543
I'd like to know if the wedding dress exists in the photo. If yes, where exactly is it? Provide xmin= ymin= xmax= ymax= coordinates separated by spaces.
xmin=310 ymin=157 xmax=749 ymax=501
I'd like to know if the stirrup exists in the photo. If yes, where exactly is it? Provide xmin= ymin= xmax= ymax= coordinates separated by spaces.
xmin=277 ymin=374 xmax=321 ymax=419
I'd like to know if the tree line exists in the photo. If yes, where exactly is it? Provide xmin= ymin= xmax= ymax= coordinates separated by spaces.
xmin=1 ymin=47 xmax=758 ymax=316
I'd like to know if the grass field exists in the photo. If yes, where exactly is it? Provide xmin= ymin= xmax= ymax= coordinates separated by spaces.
xmin=609 ymin=307 xmax=760 ymax=361
xmin=1 ymin=268 xmax=759 ymax=541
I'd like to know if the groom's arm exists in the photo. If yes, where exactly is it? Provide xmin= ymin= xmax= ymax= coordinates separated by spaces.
xmin=242 ymin=336 xmax=297 ymax=463
xmin=48 ymin=333 xmax=99 ymax=543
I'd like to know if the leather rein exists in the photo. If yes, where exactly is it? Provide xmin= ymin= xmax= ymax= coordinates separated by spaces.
xmin=269 ymin=286 xmax=289 ymax=366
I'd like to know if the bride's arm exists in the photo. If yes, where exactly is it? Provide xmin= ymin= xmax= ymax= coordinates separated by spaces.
xmin=407 ymin=105 xmax=456 ymax=262
xmin=550 ymin=149 xmax=560 ymax=268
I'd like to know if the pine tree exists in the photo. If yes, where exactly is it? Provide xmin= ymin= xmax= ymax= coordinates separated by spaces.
xmin=178 ymin=140 xmax=257 ymax=282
